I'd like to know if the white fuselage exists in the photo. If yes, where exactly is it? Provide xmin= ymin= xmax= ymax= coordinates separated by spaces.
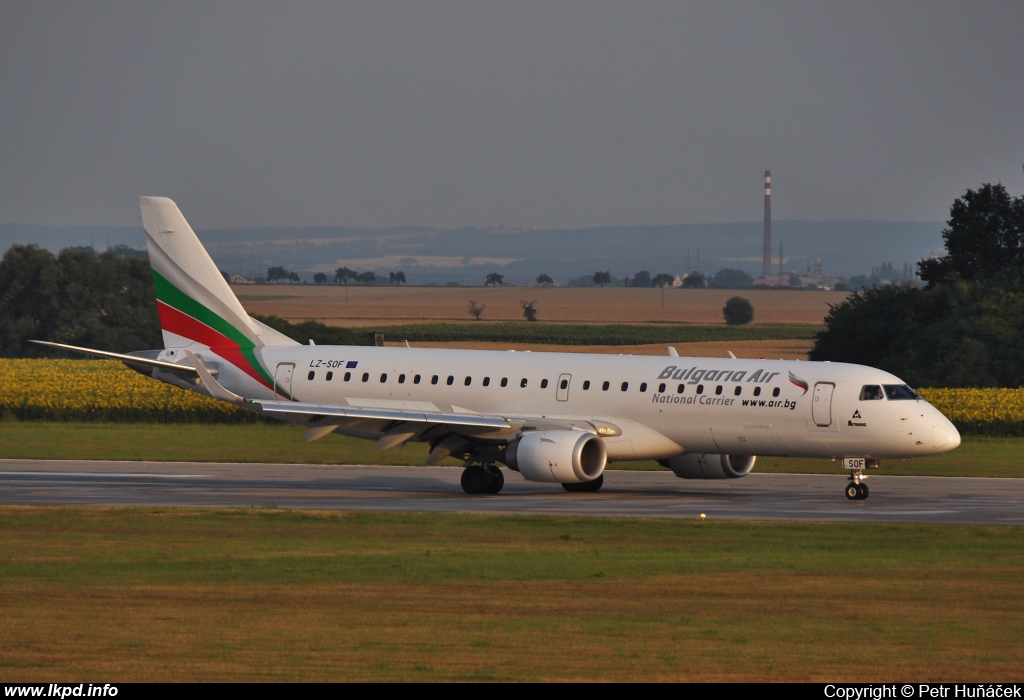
xmin=179 ymin=344 xmax=961 ymax=462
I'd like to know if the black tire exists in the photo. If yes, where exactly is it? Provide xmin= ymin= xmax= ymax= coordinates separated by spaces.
xmin=484 ymin=466 xmax=504 ymax=494
xmin=562 ymin=474 xmax=604 ymax=493
xmin=857 ymin=482 xmax=869 ymax=500
xmin=845 ymin=483 xmax=860 ymax=500
xmin=461 ymin=465 xmax=486 ymax=494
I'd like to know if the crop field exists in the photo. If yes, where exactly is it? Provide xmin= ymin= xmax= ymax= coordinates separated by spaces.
xmin=234 ymin=284 xmax=848 ymax=326
xmin=1 ymin=507 xmax=1021 ymax=681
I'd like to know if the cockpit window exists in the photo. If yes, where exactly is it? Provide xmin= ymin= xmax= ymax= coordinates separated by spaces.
xmin=860 ymin=385 xmax=884 ymax=400
xmin=884 ymin=384 xmax=921 ymax=400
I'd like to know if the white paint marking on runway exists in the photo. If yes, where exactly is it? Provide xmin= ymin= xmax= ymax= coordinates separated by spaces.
xmin=0 ymin=471 xmax=211 ymax=479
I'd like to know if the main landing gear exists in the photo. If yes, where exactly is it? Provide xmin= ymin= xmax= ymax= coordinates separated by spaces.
xmin=460 ymin=461 xmax=504 ymax=494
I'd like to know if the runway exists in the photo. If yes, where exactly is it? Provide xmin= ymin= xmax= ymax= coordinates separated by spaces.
xmin=2 ymin=459 xmax=1022 ymax=525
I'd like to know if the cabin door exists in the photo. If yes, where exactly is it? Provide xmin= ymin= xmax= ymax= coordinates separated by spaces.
xmin=556 ymin=373 xmax=572 ymax=401
xmin=812 ymin=382 xmax=835 ymax=427
xmin=275 ymin=362 xmax=295 ymax=398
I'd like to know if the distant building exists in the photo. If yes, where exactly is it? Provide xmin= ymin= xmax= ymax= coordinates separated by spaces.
xmin=230 ymin=273 xmax=256 ymax=285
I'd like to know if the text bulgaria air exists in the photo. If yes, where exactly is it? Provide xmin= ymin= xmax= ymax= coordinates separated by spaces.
xmin=652 ymin=364 xmax=801 ymax=409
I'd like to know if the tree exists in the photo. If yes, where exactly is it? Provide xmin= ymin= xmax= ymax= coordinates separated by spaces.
xmin=652 ymin=273 xmax=675 ymax=288
xmin=631 ymin=270 xmax=652 ymax=287
xmin=313 ymin=272 xmax=328 ymax=285
xmin=681 ymin=271 xmax=706 ymax=288
xmin=810 ymin=180 xmax=1024 ymax=387
xmin=389 ymin=271 xmax=407 ymax=285
xmin=712 ymin=268 xmax=754 ymax=288
xmin=468 ymin=300 xmax=485 ymax=320
xmin=334 ymin=267 xmax=356 ymax=285
xmin=521 ymin=300 xmax=538 ymax=322
xmin=723 ymin=296 xmax=754 ymax=325
xmin=267 ymin=265 xmax=289 ymax=283
xmin=918 ymin=182 xmax=1024 ymax=285
xmin=536 ymin=273 xmax=554 ymax=287
xmin=357 ymin=270 xmax=377 ymax=286
xmin=485 ymin=272 xmax=504 ymax=286
xmin=593 ymin=270 xmax=612 ymax=287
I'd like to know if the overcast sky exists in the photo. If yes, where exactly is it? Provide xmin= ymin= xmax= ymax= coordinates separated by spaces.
xmin=2 ymin=1 xmax=1022 ymax=230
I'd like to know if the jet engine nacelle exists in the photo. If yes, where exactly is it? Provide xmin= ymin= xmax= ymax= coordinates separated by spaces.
xmin=505 ymin=430 xmax=607 ymax=484
xmin=659 ymin=453 xmax=756 ymax=479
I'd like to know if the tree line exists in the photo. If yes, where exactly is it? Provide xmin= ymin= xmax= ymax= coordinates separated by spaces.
xmin=811 ymin=181 xmax=1024 ymax=387
xmin=0 ymin=245 xmax=162 ymax=355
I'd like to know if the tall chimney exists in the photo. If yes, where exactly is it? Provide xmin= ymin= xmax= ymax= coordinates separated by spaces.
xmin=763 ymin=170 xmax=772 ymax=278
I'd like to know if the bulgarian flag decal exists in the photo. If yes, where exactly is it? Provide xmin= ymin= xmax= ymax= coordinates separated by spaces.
xmin=788 ymin=371 xmax=809 ymax=395
xmin=151 ymin=269 xmax=288 ymax=398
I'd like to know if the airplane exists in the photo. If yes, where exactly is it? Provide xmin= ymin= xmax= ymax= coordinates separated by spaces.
xmin=34 ymin=197 xmax=962 ymax=500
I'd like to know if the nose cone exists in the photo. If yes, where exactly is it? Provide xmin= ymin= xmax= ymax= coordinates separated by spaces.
xmin=930 ymin=412 xmax=961 ymax=452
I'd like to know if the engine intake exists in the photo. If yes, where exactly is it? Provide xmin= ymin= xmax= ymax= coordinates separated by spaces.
xmin=659 ymin=453 xmax=756 ymax=479
xmin=505 ymin=430 xmax=607 ymax=483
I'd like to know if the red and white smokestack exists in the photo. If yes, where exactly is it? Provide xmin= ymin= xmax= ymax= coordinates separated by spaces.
xmin=763 ymin=170 xmax=772 ymax=278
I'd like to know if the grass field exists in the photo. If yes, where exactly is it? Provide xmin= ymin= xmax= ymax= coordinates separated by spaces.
xmin=1 ymin=422 xmax=1020 ymax=477
xmin=234 ymin=284 xmax=848 ymax=326
xmin=1 ymin=507 xmax=1020 ymax=681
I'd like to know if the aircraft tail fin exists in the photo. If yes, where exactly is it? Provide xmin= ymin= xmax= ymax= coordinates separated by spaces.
xmin=139 ymin=196 xmax=299 ymax=354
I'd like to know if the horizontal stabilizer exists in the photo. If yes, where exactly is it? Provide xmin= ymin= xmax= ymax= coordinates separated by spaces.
xmin=29 ymin=340 xmax=200 ymax=375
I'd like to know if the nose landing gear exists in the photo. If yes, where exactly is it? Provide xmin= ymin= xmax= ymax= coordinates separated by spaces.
xmin=845 ymin=479 xmax=869 ymax=500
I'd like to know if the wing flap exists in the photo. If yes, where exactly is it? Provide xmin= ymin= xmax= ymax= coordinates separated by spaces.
xmin=254 ymin=399 xmax=511 ymax=430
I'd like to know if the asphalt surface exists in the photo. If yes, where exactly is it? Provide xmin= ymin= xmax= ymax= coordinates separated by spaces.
xmin=2 ymin=459 xmax=1022 ymax=524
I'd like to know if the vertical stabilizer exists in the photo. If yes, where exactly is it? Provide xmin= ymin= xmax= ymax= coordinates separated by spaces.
xmin=140 ymin=197 xmax=297 ymax=392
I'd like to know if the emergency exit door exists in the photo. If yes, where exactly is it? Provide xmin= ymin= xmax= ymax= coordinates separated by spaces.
xmin=275 ymin=363 xmax=295 ymax=398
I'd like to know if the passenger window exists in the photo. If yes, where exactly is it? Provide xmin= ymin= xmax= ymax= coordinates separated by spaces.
xmin=483 ymin=377 xmax=490 ymax=387
xmin=541 ymin=379 xmax=549 ymax=389
xmin=431 ymin=375 xmax=439 ymax=385
xmin=733 ymin=386 xmax=741 ymax=396
xmin=639 ymin=382 xmax=647 ymax=393
xmin=308 ymin=371 xmax=315 ymax=380
xmin=520 ymin=378 xmax=528 ymax=388
xmin=326 ymin=371 xmax=333 ymax=381
xmin=621 ymin=382 xmax=628 ymax=391
xmin=380 ymin=373 xmax=387 ymax=383
xmin=344 ymin=372 xmax=351 ymax=381
xmin=583 ymin=380 xmax=591 ymax=390
xmin=447 ymin=376 xmax=454 ymax=386
xmin=658 ymin=383 xmax=666 ymax=393
xmin=677 ymin=384 xmax=685 ymax=394
xmin=464 ymin=376 xmax=471 ymax=386
xmin=753 ymin=386 xmax=761 ymax=396
xmin=501 ymin=378 xmax=508 ymax=387
xmin=772 ymin=387 xmax=780 ymax=397
xmin=715 ymin=385 xmax=723 ymax=395
xmin=361 ymin=373 xmax=369 ymax=382
xmin=413 ymin=374 xmax=421 ymax=384
xmin=602 ymin=381 xmax=610 ymax=391
xmin=696 ymin=384 xmax=704 ymax=394
xmin=560 ymin=379 xmax=568 ymax=390
xmin=398 ymin=374 xmax=405 ymax=383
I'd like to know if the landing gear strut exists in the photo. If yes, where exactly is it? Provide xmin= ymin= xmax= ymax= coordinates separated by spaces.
xmin=460 ymin=461 xmax=504 ymax=494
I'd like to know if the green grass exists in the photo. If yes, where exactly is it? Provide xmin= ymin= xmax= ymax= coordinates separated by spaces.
xmin=0 ymin=507 xmax=1021 ymax=681
xmin=0 ymin=422 xmax=1020 ymax=478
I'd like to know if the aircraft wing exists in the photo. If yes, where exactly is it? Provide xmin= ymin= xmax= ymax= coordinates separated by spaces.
xmin=255 ymin=399 xmax=511 ymax=430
